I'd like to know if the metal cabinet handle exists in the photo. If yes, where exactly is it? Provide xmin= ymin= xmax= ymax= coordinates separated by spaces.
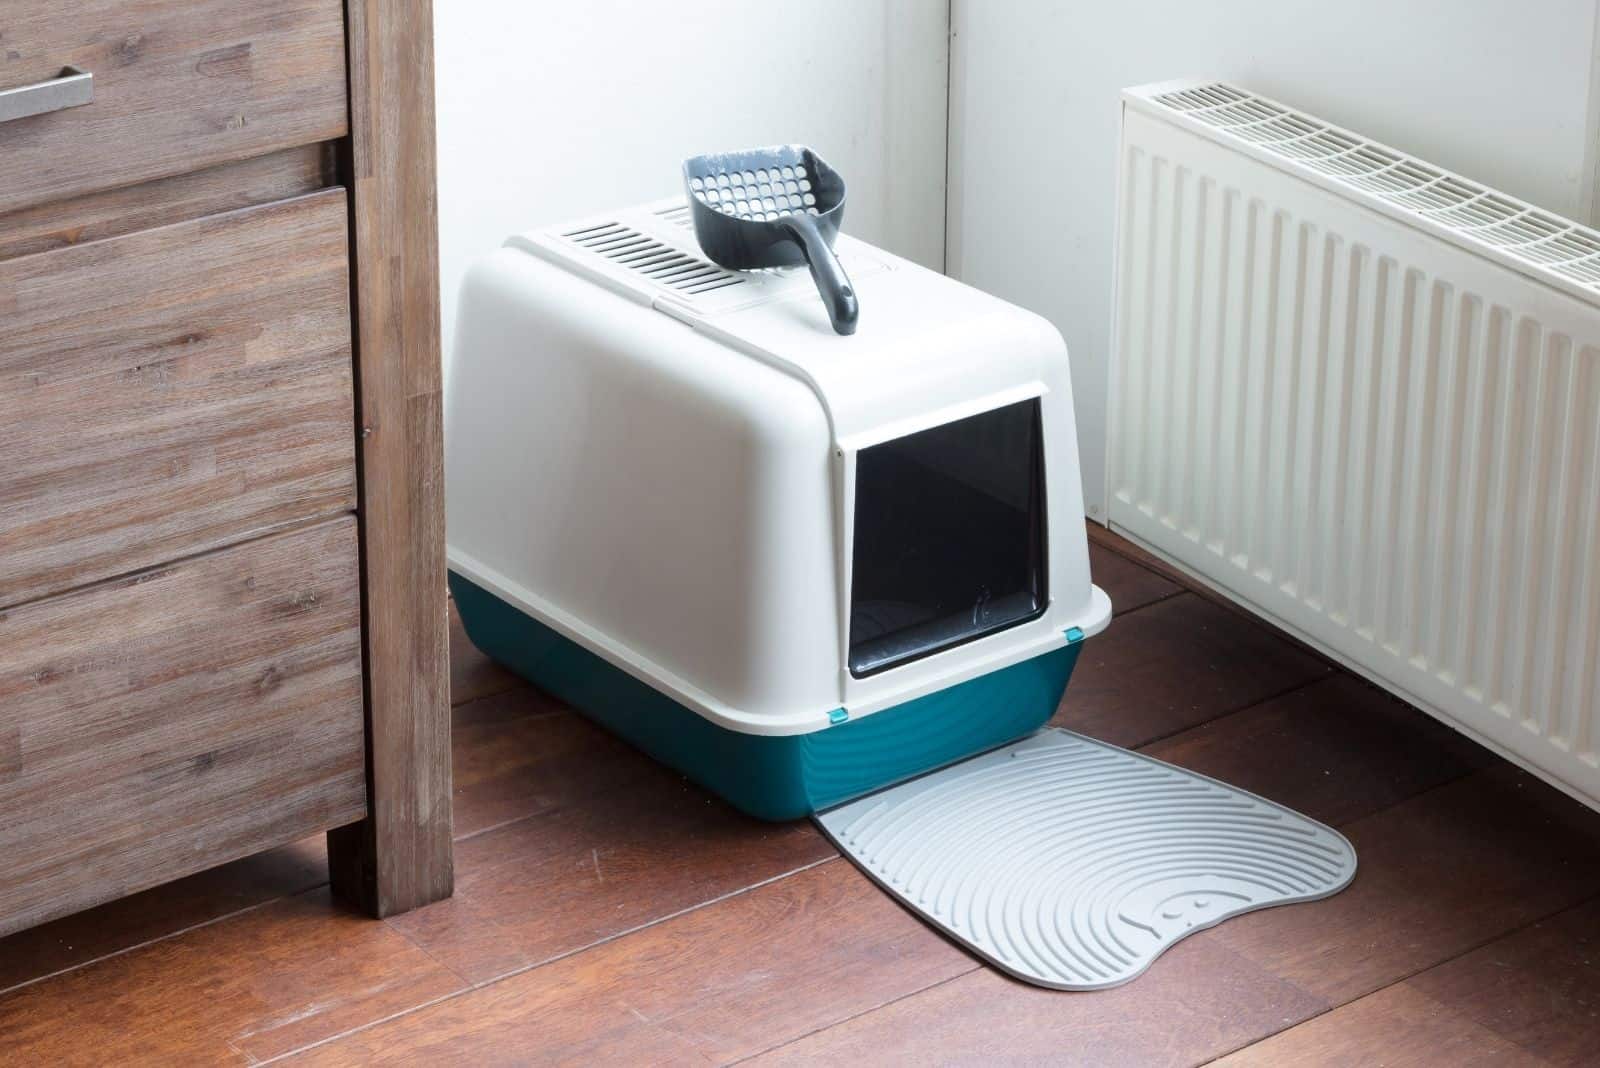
xmin=0 ymin=66 xmax=93 ymax=124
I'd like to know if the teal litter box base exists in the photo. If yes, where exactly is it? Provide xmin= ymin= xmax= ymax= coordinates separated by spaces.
xmin=450 ymin=572 xmax=1083 ymax=821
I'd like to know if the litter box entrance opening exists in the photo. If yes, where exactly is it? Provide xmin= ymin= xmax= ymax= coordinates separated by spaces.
xmin=848 ymin=397 xmax=1047 ymax=678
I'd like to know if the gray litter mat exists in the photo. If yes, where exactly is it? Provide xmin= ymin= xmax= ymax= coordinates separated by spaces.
xmin=814 ymin=727 xmax=1357 ymax=990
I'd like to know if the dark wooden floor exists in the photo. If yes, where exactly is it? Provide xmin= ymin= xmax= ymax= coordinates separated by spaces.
xmin=4 ymin=526 xmax=1599 ymax=1066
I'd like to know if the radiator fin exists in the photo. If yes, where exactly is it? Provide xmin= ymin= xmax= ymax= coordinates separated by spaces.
xmin=1112 ymin=82 xmax=1600 ymax=807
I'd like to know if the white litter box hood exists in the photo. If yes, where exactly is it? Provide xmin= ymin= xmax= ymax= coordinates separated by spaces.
xmin=446 ymin=199 xmax=1110 ymax=737
xmin=506 ymin=200 xmax=1072 ymax=445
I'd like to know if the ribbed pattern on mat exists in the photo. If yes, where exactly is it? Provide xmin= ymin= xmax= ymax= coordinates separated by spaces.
xmin=816 ymin=728 xmax=1356 ymax=990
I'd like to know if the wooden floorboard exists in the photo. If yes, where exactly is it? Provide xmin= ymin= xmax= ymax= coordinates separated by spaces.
xmin=1205 ymin=764 xmax=1600 ymax=1006
xmin=0 ymin=888 xmax=465 ymax=1065
xmin=1398 ymin=896 xmax=1600 ymax=1065
xmin=0 ymin=837 xmax=328 ymax=997
xmin=448 ymin=686 xmax=624 ymax=840
xmin=1088 ymin=519 xmax=1189 ymax=584
xmin=291 ymin=860 xmax=976 ymax=1065
xmin=748 ymin=938 xmax=1328 ymax=1067
xmin=1053 ymin=590 xmax=1332 ymax=748
xmin=1144 ymin=672 xmax=1495 ymax=827
xmin=1212 ymin=982 xmax=1547 ymax=1067
xmin=390 ymin=723 xmax=837 ymax=984
xmin=1089 ymin=540 xmax=1183 ymax=615
xmin=2 ymin=527 xmax=1597 ymax=1066
xmin=449 ymin=598 xmax=523 ymax=708
xmin=1218 ymin=895 xmax=1600 ymax=1067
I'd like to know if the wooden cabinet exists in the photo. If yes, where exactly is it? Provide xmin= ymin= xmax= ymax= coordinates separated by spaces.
xmin=0 ymin=1 xmax=450 ymax=936
xmin=0 ymin=191 xmax=357 ymax=607
xmin=0 ymin=519 xmax=367 ymax=935
xmin=0 ymin=0 xmax=348 ymax=215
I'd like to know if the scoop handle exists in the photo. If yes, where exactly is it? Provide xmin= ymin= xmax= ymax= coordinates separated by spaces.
xmin=783 ymin=213 xmax=858 ymax=335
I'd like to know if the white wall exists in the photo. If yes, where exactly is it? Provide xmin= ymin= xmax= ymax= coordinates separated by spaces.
xmin=949 ymin=0 xmax=1600 ymax=518
xmin=434 ymin=0 xmax=950 ymax=369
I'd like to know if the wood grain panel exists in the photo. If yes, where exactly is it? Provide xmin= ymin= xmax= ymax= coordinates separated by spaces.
xmin=0 ymin=189 xmax=356 ymax=609
xmin=0 ymin=142 xmax=335 ymax=261
xmin=326 ymin=0 xmax=453 ymax=919
xmin=0 ymin=1 xmax=347 ymax=214
xmin=0 ymin=519 xmax=366 ymax=937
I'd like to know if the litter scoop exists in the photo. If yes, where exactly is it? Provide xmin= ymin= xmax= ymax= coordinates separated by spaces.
xmin=683 ymin=145 xmax=858 ymax=335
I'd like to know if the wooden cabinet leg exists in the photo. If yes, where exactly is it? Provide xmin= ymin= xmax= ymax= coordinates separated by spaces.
xmin=328 ymin=0 xmax=453 ymax=918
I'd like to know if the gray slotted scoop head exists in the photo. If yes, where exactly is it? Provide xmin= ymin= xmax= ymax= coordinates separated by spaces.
xmin=683 ymin=145 xmax=858 ymax=335
xmin=816 ymin=727 xmax=1357 ymax=990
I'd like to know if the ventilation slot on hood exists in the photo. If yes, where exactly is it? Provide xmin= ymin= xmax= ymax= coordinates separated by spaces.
xmin=654 ymin=203 xmax=695 ymax=230
xmin=561 ymin=222 xmax=746 ymax=296
xmin=1150 ymin=82 xmax=1600 ymax=295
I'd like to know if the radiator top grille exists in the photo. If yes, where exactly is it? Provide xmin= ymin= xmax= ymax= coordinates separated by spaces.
xmin=1149 ymin=82 xmax=1600 ymax=295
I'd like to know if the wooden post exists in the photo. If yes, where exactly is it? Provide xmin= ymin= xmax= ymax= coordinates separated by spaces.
xmin=328 ymin=0 xmax=454 ymax=917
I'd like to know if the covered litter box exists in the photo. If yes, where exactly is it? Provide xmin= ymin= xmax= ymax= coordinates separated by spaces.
xmin=445 ymin=198 xmax=1111 ymax=820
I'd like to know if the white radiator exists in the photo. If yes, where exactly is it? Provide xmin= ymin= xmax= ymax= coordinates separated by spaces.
xmin=1109 ymin=80 xmax=1600 ymax=807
